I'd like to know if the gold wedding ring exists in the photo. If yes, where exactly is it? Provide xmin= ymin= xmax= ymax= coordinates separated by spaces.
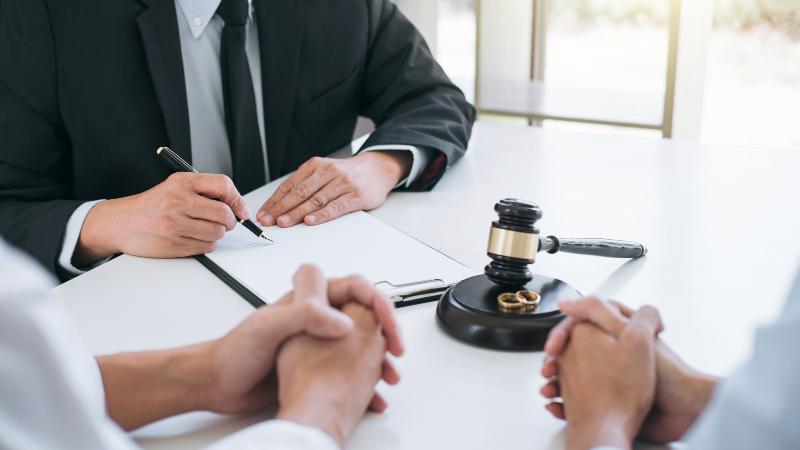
xmin=497 ymin=292 xmax=524 ymax=309
xmin=516 ymin=290 xmax=541 ymax=310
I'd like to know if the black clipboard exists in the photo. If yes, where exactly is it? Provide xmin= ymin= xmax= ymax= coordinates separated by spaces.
xmin=194 ymin=255 xmax=266 ymax=308
xmin=194 ymin=255 xmax=446 ymax=309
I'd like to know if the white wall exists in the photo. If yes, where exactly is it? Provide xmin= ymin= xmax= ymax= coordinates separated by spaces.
xmin=393 ymin=0 xmax=438 ymax=56
xmin=671 ymin=0 xmax=714 ymax=140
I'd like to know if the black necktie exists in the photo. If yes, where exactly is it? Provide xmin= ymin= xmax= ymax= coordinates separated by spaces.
xmin=216 ymin=0 xmax=266 ymax=193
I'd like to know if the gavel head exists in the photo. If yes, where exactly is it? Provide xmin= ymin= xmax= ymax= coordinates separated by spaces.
xmin=484 ymin=199 xmax=542 ymax=286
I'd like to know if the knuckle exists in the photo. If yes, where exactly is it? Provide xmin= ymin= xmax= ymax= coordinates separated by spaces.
xmin=278 ymin=182 xmax=294 ymax=195
xmin=308 ymin=195 xmax=325 ymax=209
xmin=328 ymin=200 xmax=344 ymax=216
xmin=309 ymin=156 xmax=325 ymax=166
xmin=213 ymin=224 xmax=226 ymax=240
xmin=292 ymin=184 xmax=310 ymax=199
xmin=299 ymin=301 xmax=322 ymax=321
xmin=640 ymin=305 xmax=662 ymax=321
xmin=327 ymin=163 xmax=343 ymax=175
xmin=167 ymin=172 xmax=188 ymax=185
xmin=339 ymin=173 xmax=354 ymax=185
xmin=218 ymin=175 xmax=234 ymax=193
xmin=623 ymin=326 xmax=650 ymax=345
xmin=217 ymin=205 xmax=234 ymax=225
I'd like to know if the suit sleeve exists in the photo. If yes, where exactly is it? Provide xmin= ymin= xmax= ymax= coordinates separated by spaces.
xmin=0 ymin=0 xmax=83 ymax=280
xmin=358 ymin=0 xmax=476 ymax=192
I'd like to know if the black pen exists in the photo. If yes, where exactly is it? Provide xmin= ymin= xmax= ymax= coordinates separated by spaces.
xmin=157 ymin=147 xmax=272 ymax=242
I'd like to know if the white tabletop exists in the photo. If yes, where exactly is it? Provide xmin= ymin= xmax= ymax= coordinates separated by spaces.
xmin=56 ymin=121 xmax=800 ymax=450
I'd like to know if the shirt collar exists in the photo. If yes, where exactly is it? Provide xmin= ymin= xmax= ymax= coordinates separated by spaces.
xmin=176 ymin=0 xmax=254 ymax=40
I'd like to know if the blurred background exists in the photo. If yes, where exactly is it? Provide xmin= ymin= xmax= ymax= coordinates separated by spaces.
xmin=394 ymin=0 xmax=800 ymax=152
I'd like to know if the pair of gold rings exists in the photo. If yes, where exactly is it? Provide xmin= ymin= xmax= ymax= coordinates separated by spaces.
xmin=497 ymin=290 xmax=541 ymax=311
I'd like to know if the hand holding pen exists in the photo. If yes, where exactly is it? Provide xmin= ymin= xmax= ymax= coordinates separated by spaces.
xmin=73 ymin=167 xmax=260 ymax=266
xmin=157 ymin=147 xmax=272 ymax=242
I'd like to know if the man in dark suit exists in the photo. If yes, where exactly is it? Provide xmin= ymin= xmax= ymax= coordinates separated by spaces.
xmin=0 ymin=0 xmax=474 ymax=281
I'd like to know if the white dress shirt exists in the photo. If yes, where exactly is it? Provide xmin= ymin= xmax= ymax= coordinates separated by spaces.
xmin=0 ymin=237 xmax=339 ymax=450
xmin=57 ymin=0 xmax=431 ymax=276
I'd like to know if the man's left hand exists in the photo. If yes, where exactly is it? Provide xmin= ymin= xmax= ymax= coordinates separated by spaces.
xmin=256 ymin=151 xmax=412 ymax=228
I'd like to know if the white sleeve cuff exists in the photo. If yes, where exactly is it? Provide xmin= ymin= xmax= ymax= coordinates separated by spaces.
xmin=57 ymin=200 xmax=111 ymax=276
xmin=358 ymin=144 xmax=433 ymax=188
xmin=203 ymin=419 xmax=340 ymax=450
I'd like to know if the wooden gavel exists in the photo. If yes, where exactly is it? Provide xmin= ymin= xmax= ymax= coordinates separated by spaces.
xmin=485 ymin=199 xmax=648 ymax=286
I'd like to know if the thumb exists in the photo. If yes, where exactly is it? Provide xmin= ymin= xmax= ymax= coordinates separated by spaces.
xmin=294 ymin=301 xmax=354 ymax=339
xmin=248 ymin=301 xmax=353 ymax=349
xmin=292 ymin=264 xmax=328 ymax=305
xmin=558 ymin=297 xmax=628 ymax=338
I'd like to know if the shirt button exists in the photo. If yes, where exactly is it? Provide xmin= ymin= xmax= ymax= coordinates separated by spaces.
xmin=193 ymin=17 xmax=202 ymax=26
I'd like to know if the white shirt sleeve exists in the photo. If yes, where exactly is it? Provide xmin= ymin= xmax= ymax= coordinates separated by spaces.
xmin=58 ymin=200 xmax=112 ymax=277
xmin=358 ymin=145 xmax=433 ymax=188
xmin=0 ymin=238 xmax=345 ymax=450
xmin=682 ymin=266 xmax=800 ymax=450
xmin=203 ymin=420 xmax=340 ymax=450
xmin=0 ymin=239 xmax=139 ymax=450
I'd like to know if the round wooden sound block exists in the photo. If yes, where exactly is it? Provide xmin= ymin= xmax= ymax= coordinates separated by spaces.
xmin=436 ymin=274 xmax=583 ymax=351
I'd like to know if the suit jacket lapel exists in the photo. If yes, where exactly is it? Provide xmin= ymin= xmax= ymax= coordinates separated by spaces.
xmin=136 ymin=0 xmax=192 ymax=163
xmin=254 ymin=0 xmax=303 ymax=180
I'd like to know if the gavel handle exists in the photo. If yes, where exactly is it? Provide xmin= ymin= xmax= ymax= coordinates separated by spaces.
xmin=540 ymin=236 xmax=647 ymax=258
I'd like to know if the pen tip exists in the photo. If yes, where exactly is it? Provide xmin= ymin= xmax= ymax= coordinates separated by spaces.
xmin=260 ymin=233 xmax=273 ymax=243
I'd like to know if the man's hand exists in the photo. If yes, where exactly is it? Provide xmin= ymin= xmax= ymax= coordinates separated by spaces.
xmin=541 ymin=298 xmax=718 ymax=443
xmin=74 ymin=173 xmax=250 ymax=266
xmin=555 ymin=307 xmax=662 ymax=450
xmin=275 ymin=302 xmax=399 ymax=448
xmin=256 ymin=151 xmax=412 ymax=228
xmin=204 ymin=266 xmax=403 ymax=417
xmin=98 ymin=264 xmax=403 ymax=431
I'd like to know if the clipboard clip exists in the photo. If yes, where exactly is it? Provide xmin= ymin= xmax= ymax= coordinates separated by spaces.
xmin=374 ymin=279 xmax=454 ymax=307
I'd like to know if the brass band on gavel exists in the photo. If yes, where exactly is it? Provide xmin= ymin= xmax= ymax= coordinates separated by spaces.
xmin=487 ymin=227 xmax=539 ymax=261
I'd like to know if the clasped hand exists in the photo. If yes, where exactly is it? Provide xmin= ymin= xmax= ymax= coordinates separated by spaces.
xmin=99 ymin=264 xmax=403 ymax=448
xmin=540 ymin=298 xmax=718 ymax=449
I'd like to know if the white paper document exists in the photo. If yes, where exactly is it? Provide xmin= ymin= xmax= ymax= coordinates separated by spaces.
xmin=208 ymin=211 xmax=479 ymax=304
xmin=213 ymin=223 xmax=273 ymax=251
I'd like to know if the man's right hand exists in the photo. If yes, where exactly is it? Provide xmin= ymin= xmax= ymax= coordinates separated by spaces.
xmin=73 ymin=173 xmax=251 ymax=266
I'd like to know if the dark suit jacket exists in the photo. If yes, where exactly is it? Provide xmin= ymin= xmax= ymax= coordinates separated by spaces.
xmin=0 ymin=0 xmax=475 ymax=279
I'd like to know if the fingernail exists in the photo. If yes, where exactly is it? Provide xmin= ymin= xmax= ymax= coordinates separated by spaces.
xmin=257 ymin=210 xmax=265 ymax=220
xmin=243 ymin=206 xmax=252 ymax=219
xmin=262 ymin=214 xmax=273 ymax=225
xmin=306 ymin=215 xmax=316 ymax=224
xmin=278 ymin=215 xmax=290 ymax=225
